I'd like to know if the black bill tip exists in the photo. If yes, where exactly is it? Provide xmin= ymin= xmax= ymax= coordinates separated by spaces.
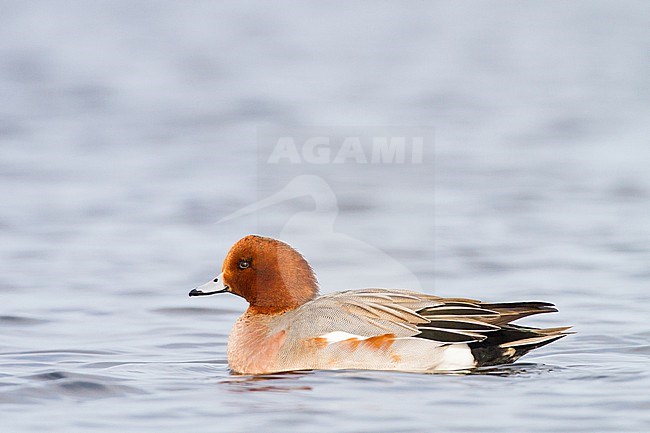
xmin=188 ymin=287 xmax=229 ymax=297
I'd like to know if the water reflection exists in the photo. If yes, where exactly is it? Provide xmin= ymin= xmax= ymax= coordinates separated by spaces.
xmin=219 ymin=371 xmax=313 ymax=393
xmin=471 ymin=362 xmax=563 ymax=377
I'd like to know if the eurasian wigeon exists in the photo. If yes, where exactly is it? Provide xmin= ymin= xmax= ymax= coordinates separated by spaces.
xmin=190 ymin=235 xmax=569 ymax=375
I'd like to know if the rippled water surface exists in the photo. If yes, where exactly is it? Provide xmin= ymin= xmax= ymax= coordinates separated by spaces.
xmin=2 ymin=1 xmax=650 ymax=432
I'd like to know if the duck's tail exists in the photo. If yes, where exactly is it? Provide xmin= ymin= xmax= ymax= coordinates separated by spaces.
xmin=469 ymin=324 xmax=573 ymax=366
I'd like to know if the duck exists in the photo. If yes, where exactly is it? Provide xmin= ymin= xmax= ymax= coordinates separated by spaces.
xmin=189 ymin=235 xmax=570 ymax=375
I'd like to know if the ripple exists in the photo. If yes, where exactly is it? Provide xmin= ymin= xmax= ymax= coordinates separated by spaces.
xmin=0 ymin=371 xmax=147 ymax=404
xmin=0 ymin=315 xmax=49 ymax=326
xmin=58 ymin=380 xmax=109 ymax=392
xmin=3 ymin=349 xmax=121 ymax=356
xmin=30 ymin=371 xmax=67 ymax=381
xmin=627 ymin=345 xmax=650 ymax=355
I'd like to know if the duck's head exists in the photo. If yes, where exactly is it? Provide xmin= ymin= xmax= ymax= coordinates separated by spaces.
xmin=189 ymin=235 xmax=319 ymax=313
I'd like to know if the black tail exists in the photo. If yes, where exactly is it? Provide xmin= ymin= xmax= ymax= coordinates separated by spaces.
xmin=469 ymin=324 xmax=571 ymax=367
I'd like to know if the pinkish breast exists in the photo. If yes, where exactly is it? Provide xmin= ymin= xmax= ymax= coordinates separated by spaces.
xmin=227 ymin=313 xmax=287 ymax=374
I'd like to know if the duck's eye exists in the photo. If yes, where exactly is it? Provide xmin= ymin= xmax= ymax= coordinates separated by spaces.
xmin=238 ymin=260 xmax=250 ymax=270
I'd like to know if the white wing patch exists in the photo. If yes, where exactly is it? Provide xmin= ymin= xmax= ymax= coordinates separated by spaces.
xmin=318 ymin=331 xmax=370 ymax=344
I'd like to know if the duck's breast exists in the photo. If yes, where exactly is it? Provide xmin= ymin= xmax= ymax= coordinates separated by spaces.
xmin=227 ymin=314 xmax=287 ymax=374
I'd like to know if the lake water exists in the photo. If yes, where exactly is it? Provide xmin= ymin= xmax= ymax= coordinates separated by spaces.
xmin=1 ymin=1 xmax=650 ymax=432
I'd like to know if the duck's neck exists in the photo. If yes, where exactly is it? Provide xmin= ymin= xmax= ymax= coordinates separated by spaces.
xmin=246 ymin=304 xmax=296 ymax=316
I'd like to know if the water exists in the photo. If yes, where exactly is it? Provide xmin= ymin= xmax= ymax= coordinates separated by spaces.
xmin=2 ymin=1 xmax=650 ymax=431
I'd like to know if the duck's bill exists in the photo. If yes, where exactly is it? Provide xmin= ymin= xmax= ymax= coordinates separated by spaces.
xmin=189 ymin=273 xmax=229 ymax=297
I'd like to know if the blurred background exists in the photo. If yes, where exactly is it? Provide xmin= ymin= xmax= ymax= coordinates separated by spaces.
xmin=1 ymin=1 xmax=649 ymax=432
